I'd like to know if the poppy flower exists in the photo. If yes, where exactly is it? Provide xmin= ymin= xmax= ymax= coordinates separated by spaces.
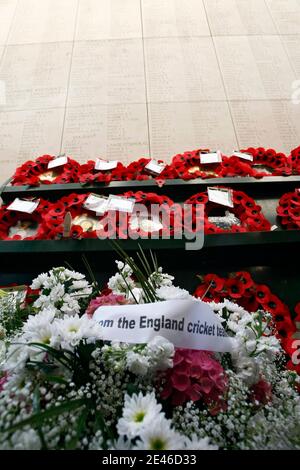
xmin=264 ymin=295 xmax=284 ymax=316
xmin=226 ymin=278 xmax=246 ymax=298
xmin=235 ymin=271 xmax=254 ymax=289
xmin=48 ymin=203 xmax=66 ymax=218
xmin=255 ymin=284 xmax=271 ymax=304
xmin=203 ymin=274 xmax=225 ymax=292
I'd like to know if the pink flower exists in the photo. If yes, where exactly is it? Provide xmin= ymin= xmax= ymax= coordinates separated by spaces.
xmin=160 ymin=349 xmax=228 ymax=411
xmin=86 ymin=293 xmax=129 ymax=317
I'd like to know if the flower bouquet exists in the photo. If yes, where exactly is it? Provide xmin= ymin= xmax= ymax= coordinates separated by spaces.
xmin=0 ymin=248 xmax=299 ymax=450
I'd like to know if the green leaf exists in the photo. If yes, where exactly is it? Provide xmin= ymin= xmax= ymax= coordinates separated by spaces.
xmin=3 ymin=399 xmax=86 ymax=434
xmin=126 ymin=383 xmax=139 ymax=396
xmin=28 ymin=342 xmax=74 ymax=370
xmin=43 ymin=375 xmax=68 ymax=385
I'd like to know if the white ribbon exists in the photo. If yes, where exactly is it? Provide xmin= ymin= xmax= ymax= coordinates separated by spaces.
xmin=93 ymin=299 xmax=234 ymax=352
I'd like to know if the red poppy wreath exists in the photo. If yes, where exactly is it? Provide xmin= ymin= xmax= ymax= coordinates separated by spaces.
xmin=218 ymin=155 xmax=254 ymax=178
xmin=111 ymin=191 xmax=181 ymax=239
xmin=240 ymin=147 xmax=291 ymax=178
xmin=171 ymin=149 xmax=223 ymax=180
xmin=276 ymin=189 xmax=300 ymax=230
xmin=288 ymin=145 xmax=300 ymax=175
xmin=78 ymin=160 xmax=127 ymax=185
xmin=11 ymin=155 xmax=81 ymax=186
xmin=184 ymin=189 xmax=271 ymax=234
xmin=194 ymin=271 xmax=296 ymax=354
xmin=43 ymin=193 xmax=105 ymax=239
xmin=0 ymin=199 xmax=51 ymax=240
xmin=125 ymin=158 xmax=176 ymax=182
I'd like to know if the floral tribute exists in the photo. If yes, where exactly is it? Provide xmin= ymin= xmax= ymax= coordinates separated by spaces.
xmin=43 ymin=193 xmax=104 ymax=240
xmin=239 ymin=147 xmax=292 ymax=178
xmin=11 ymin=155 xmax=81 ymax=186
xmin=288 ymin=146 xmax=300 ymax=174
xmin=9 ymin=145 xmax=300 ymax=188
xmin=0 ymin=199 xmax=52 ymax=240
xmin=277 ymin=189 xmax=300 ymax=230
xmin=118 ymin=191 xmax=181 ymax=239
xmin=0 ymin=250 xmax=299 ymax=450
xmin=78 ymin=160 xmax=127 ymax=185
xmin=194 ymin=271 xmax=298 ymax=374
xmin=217 ymin=155 xmax=254 ymax=178
xmin=184 ymin=189 xmax=271 ymax=234
xmin=125 ymin=158 xmax=176 ymax=182
xmin=171 ymin=149 xmax=223 ymax=180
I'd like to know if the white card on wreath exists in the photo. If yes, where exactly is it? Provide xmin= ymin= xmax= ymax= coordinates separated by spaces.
xmin=232 ymin=151 xmax=253 ymax=161
xmin=107 ymin=195 xmax=135 ymax=213
xmin=95 ymin=159 xmax=119 ymax=171
xmin=7 ymin=198 xmax=40 ymax=214
xmin=48 ymin=156 xmax=68 ymax=169
xmin=200 ymin=151 xmax=222 ymax=164
xmin=145 ymin=159 xmax=166 ymax=175
xmin=83 ymin=194 xmax=108 ymax=214
xmin=208 ymin=187 xmax=233 ymax=208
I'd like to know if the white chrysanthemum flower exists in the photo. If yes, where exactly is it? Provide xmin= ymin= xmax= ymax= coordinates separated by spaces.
xmin=184 ymin=435 xmax=218 ymax=450
xmin=31 ymin=268 xmax=92 ymax=317
xmin=23 ymin=307 xmax=56 ymax=335
xmin=108 ymin=436 xmax=133 ymax=450
xmin=54 ymin=314 xmax=102 ymax=351
xmin=60 ymin=294 xmax=81 ymax=316
xmin=107 ymin=272 xmax=136 ymax=297
xmin=64 ymin=269 xmax=86 ymax=280
xmin=148 ymin=271 xmax=174 ymax=288
xmin=49 ymin=283 xmax=65 ymax=303
xmin=146 ymin=335 xmax=174 ymax=371
xmin=33 ymin=294 xmax=52 ymax=310
xmin=155 ymin=285 xmax=190 ymax=301
xmin=69 ymin=280 xmax=91 ymax=291
xmin=117 ymin=392 xmax=162 ymax=438
xmin=30 ymin=272 xmax=48 ymax=290
xmin=22 ymin=307 xmax=57 ymax=344
xmin=134 ymin=415 xmax=184 ymax=450
xmin=126 ymin=351 xmax=150 ymax=376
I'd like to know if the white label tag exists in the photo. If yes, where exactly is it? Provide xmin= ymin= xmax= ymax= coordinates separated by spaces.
xmin=107 ymin=195 xmax=135 ymax=213
xmin=200 ymin=151 xmax=222 ymax=164
xmin=83 ymin=194 xmax=108 ymax=214
xmin=129 ymin=216 xmax=164 ymax=232
xmin=7 ymin=198 xmax=40 ymax=214
xmin=232 ymin=151 xmax=253 ymax=161
xmin=48 ymin=156 xmax=68 ymax=169
xmin=271 ymin=225 xmax=278 ymax=231
xmin=145 ymin=159 xmax=166 ymax=175
xmin=93 ymin=299 xmax=234 ymax=353
xmin=208 ymin=187 xmax=233 ymax=208
xmin=95 ymin=159 xmax=119 ymax=171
